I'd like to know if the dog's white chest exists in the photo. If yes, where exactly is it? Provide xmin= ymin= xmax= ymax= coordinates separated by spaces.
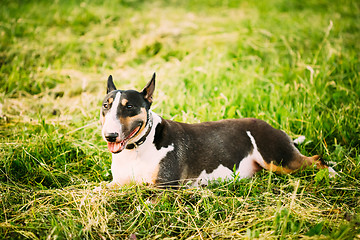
xmin=110 ymin=142 xmax=174 ymax=186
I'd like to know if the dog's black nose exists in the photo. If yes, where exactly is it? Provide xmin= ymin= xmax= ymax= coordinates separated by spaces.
xmin=105 ymin=132 xmax=118 ymax=142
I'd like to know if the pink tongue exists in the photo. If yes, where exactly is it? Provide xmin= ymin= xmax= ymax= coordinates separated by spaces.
xmin=107 ymin=141 xmax=125 ymax=153
xmin=106 ymin=126 xmax=140 ymax=153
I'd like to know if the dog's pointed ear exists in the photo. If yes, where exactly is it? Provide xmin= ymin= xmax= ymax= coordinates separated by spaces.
xmin=107 ymin=75 xmax=116 ymax=93
xmin=141 ymin=73 xmax=156 ymax=104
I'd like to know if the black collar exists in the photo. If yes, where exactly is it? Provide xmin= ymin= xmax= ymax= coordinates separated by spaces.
xmin=126 ymin=114 xmax=153 ymax=150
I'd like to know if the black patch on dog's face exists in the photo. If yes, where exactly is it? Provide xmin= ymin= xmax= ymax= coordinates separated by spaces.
xmin=117 ymin=90 xmax=151 ymax=119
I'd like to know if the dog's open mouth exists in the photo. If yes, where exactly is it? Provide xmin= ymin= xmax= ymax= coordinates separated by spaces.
xmin=107 ymin=126 xmax=141 ymax=153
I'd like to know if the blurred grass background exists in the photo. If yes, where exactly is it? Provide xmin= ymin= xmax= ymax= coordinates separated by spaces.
xmin=0 ymin=0 xmax=359 ymax=239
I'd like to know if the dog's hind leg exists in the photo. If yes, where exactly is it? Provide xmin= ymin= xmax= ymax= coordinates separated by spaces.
xmin=285 ymin=154 xmax=337 ymax=177
xmin=258 ymin=154 xmax=337 ymax=177
xmin=302 ymin=155 xmax=337 ymax=177
xmin=245 ymin=130 xmax=336 ymax=177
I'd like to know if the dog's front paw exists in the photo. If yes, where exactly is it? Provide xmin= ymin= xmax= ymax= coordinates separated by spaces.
xmin=93 ymin=181 xmax=109 ymax=192
xmin=106 ymin=181 xmax=122 ymax=190
xmin=93 ymin=186 xmax=103 ymax=193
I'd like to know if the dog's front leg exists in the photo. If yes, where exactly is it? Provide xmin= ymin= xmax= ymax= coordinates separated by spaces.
xmin=106 ymin=179 xmax=131 ymax=189
xmin=93 ymin=179 xmax=130 ymax=192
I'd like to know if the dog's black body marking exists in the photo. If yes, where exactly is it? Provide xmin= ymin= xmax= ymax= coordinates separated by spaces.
xmin=100 ymin=74 xmax=335 ymax=188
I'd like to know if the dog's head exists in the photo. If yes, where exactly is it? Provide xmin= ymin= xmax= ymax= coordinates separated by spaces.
xmin=100 ymin=73 xmax=155 ymax=153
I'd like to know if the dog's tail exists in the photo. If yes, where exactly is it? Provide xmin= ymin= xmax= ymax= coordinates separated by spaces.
xmin=293 ymin=135 xmax=306 ymax=145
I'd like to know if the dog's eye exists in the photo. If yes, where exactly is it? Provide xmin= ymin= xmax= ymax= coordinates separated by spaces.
xmin=126 ymin=104 xmax=134 ymax=109
xmin=103 ymin=103 xmax=109 ymax=109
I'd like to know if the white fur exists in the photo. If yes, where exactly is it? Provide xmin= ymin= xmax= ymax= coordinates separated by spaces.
xmin=102 ymin=92 xmax=122 ymax=140
xmin=236 ymin=155 xmax=259 ymax=178
xmin=109 ymin=112 xmax=174 ymax=186
xmin=293 ymin=136 xmax=306 ymax=145
xmin=233 ymin=131 xmax=266 ymax=179
xmin=245 ymin=131 xmax=267 ymax=167
xmin=193 ymin=164 xmax=233 ymax=186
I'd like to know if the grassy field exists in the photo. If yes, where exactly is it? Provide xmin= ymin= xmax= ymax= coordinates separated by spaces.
xmin=1 ymin=0 xmax=359 ymax=239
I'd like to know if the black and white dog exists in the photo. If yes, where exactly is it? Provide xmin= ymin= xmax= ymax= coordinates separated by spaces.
xmin=100 ymin=73 xmax=335 ymax=188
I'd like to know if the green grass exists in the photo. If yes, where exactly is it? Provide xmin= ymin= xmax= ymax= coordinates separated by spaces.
xmin=1 ymin=0 xmax=359 ymax=239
